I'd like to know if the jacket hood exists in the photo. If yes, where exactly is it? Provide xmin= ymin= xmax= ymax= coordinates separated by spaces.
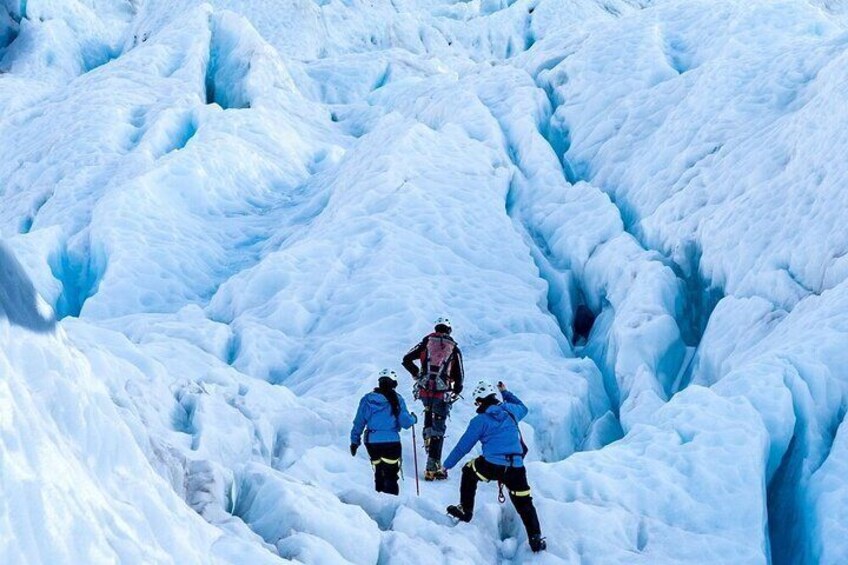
xmin=484 ymin=403 xmax=510 ymax=422
xmin=366 ymin=391 xmax=390 ymax=408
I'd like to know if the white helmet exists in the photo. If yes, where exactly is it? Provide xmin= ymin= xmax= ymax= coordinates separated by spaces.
xmin=378 ymin=368 xmax=398 ymax=383
xmin=434 ymin=316 xmax=452 ymax=330
xmin=472 ymin=380 xmax=499 ymax=401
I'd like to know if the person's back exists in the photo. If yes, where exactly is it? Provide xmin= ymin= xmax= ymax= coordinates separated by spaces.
xmin=350 ymin=370 xmax=416 ymax=495
xmin=465 ymin=395 xmax=527 ymax=467
xmin=354 ymin=391 xmax=408 ymax=441
xmin=402 ymin=316 xmax=464 ymax=480
xmin=443 ymin=381 xmax=545 ymax=553
xmin=403 ymin=324 xmax=464 ymax=399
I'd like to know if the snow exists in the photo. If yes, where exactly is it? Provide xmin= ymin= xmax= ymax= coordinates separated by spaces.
xmin=2 ymin=0 xmax=848 ymax=562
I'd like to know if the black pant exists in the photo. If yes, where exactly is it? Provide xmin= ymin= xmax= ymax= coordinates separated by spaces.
xmin=366 ymin=442 xmax=402 ymax=495
xmin=421 ymin=396 xmax=450 ymax=469
xmin=460 ymin=456 xmax=541 ymax=538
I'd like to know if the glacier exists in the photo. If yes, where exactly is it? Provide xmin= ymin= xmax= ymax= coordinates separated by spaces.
xmin=1 ymin=0 xmax=847 ymax=562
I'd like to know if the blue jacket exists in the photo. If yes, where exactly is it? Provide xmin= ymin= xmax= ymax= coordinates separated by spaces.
xmin=443 ymin=390 xmax=528 ymax=469
xmin=350 ymin=391 xmax=417 ymax=445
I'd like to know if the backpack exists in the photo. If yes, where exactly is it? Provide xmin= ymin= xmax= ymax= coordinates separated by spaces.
xmin=418 ymin=333 xmax=457 ymax=392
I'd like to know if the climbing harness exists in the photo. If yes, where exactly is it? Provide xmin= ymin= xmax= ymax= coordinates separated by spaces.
xmin=370 ymin=457 xmax=400 ymax=467
xmin=469 ymin=459 xmax=489 ymax=482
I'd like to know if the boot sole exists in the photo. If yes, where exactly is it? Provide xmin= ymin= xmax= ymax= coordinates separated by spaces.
xmin=446 ymin=508 xmax=471 ymax=522
xmin=530 ymin=539 xmax=547 ymax=552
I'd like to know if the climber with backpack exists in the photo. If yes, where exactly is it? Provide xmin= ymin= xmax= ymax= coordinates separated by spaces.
xmin=350 ymin=369 xmax=417 ymax=495
xmin=402 ymin=317 xmax=464 ymax=481
xmin=443 ymin=380 xmax=546 ymax=553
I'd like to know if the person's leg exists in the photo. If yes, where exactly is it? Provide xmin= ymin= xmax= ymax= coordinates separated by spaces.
xmin=459 ymin=456 xmax=491 ymax=515
xmin=366 ymin=443 xmax=402 ymax=495
xmin=421 ymin=397 xmax=436 ymax=471
xmin=428 ymin=397 xmax=449 ymax=471
xmin=504 ymin=466 xmax=543 ymax=544
xmin=365 ymin=443 xmax=384 ymax=492
xmin=463 ymin=457 xmax=505 ymax=513
xmin=422 ymin=396 xmax=447 ymax=474
xmin=448 ymin=460 xmax=479 ymax=521
xmin=381 ymin=443 xmax=402 ymax=495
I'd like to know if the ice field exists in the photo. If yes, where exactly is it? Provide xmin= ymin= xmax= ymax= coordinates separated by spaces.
xmin=2 ymin=0 xmax=848 ymax=562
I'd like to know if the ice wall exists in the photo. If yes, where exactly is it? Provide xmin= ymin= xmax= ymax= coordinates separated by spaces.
xmin=2 ymin=0 xmax=847 ymax=562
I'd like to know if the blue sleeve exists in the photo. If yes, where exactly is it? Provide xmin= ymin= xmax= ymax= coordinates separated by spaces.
xmin=443 ymin=416 xmax=484 ymax=470
xmin=350 ymin=396 xmax=369 ymax=445
xmin=397 ymin=396 xmax=417 ymax=429
xmin=501 ymin=390 xmax=528 ymax=421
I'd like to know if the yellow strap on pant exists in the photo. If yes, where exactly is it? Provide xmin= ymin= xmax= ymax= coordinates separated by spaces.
xmin=372 ymin=457 xmax=400 ymax=467
xmin=510 ymin=489 xmax=531 ymax=497
xmin=468 ymin=459 xmax=490 ymax=482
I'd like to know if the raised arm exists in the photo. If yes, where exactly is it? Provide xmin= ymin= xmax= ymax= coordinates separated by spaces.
xmin=501 ymin=390 xmax=528 ymax=421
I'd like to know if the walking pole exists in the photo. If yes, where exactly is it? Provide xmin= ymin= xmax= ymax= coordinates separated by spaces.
xmin=411 ymin=423 xmax=420 ymax=496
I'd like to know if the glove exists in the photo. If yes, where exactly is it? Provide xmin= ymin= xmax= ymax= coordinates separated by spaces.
xmin=453 ymin=385 xmax=463 ymax=395
xmin=497 ymin=381 xmax=507 ymax=392
xmin=411 ymin=412 xmax=418 ymax=424
xmin=350 ymin=444 xmax=359 ymax=457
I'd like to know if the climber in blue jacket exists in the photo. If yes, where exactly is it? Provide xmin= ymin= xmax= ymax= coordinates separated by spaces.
xmin=443 ymin=380 xmax=546 ymax=552
xmin=350 ymin=369 xmax=417 ymax=495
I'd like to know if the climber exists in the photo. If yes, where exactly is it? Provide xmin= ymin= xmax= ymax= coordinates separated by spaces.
xmin=443 ymin=381 xmax=546 ymax=553
xmin=350 ymin=369 xmax=417 ymax=495
xmin=402 ymin=316 xmax=464 ymax=480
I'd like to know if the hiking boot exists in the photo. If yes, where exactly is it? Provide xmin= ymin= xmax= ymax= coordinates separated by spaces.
xmin=446 ymin=504 xmax=472 ymax=522
xmin=424 ymin=468 xmax=448 ymax=481
xmin=529 ymin=535 xmax=547 ymax=553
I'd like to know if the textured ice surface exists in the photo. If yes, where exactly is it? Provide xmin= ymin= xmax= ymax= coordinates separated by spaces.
xmin=2 ymin=0 xmax=847 ymax=562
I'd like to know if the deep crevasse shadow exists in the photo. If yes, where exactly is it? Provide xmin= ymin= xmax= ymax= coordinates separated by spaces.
xmin=0 ymin=242 xmax=56 ymax=333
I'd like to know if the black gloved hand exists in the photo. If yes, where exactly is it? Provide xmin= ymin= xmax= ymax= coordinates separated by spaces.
xmin=453 ymin=385 xmax=463 ymax=396
xmin=350 ymin=444 xmax=358 ymax=457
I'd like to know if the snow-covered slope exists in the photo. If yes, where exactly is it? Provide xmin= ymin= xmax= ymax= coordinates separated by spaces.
xmin=1 ymin=0 xmax=847 ymax=562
